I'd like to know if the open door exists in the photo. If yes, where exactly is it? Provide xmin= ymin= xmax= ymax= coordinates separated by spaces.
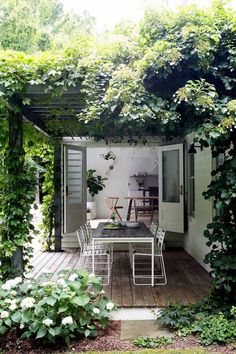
xmin=63 ymin=145 xmax=86 ymax=234
xmin=159 ymin=144 xmax=184 ymax=233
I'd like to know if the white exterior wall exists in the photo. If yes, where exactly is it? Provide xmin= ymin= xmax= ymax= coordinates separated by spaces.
xmin=184 ymin=135 xmax=213 ymax=271
xmin=87 ymin=145 xmax=160 ymax=219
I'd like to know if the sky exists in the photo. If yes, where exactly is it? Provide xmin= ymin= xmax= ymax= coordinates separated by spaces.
xmin=63 ymin=0 xmax=236 ymax=29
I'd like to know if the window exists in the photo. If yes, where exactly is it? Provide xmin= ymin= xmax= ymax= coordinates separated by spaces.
xmin=189 ymin=153 xmax=195 ymax=216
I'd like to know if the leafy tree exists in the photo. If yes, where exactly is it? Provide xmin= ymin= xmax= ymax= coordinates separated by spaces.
xmin=0 ymin=0 xmax=95 ymax=52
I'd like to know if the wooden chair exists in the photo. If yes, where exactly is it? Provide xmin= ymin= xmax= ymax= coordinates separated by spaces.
xmin=104 ymin=197 xmax=123 ymax=221
xmin=133 ymin=197 xmax=154 ymax=224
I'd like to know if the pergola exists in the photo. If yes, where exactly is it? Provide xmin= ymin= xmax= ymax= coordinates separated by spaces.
xmin=7 ymin=85 xmax=87 ymax=271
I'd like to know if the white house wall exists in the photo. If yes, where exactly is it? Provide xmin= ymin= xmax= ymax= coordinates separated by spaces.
xmin=87 ymin=145 xmax=160 ymax=219
xmin=184 ymin=135 xmax=213 ymax=272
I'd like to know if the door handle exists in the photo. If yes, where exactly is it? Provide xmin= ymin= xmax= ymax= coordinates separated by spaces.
xmin=180 ymin=185 xmax=183 ymax=196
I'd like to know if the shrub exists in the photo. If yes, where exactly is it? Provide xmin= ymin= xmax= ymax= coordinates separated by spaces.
xmin=133 ymin=336 xmax=173 ymax=348
xmin=160 ymin=303 xmax=236 ymax=345
xmin=0 ymin=269 xmax=115 ymax=345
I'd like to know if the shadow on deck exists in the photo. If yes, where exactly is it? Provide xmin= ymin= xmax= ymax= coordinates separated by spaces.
xmin=31 ymin=248 xmax=212 ymax=307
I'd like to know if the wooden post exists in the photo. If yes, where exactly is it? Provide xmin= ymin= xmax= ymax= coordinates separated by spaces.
xmin=8 ymin=98 xmax=24 ymax=272
xmin=54 ymin=142 xmax=62 ymax=251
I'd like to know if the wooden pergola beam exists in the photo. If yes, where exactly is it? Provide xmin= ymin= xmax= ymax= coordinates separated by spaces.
xmin=54 ymin=143 xmax=62 ymax=252
xmin=8 ymin=97 xmax=24 ymax=272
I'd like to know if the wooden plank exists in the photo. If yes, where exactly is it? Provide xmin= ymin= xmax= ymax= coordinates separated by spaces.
xmin=33 ymin=252 xmax=62 ymax=278
xmin=50 ymin=250 xmax=75 ymax=280
xmin=111 ymin=253 xmax=122 ymax=306
xmin=120 ymin=252 xmax=134 ymax=307
xmin=30 ymin=249 xmax=212 ymax=307
xmin=141 ymin=284 xmax=156 ymax=307
xmin=47 ymin=250 xmax=73 ymax=278
xmin=32 ymin=250 xmax=53 ymax=268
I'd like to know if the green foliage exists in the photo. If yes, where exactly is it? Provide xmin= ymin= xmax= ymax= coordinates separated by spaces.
xmin=160 ymin=303 xmax=236 ymax=346
xmin=0 ymin=114 xmax=37 ymax=278
xmin=0 ymin=1 xmax=235 ymax=301
xmin=133 ymin=336 xmax=173 ymax=348
xmin=0 ymin=269 xmax=115 ymax=345
xmin=0 ymin=0 xmax=95 ymax=52
xmin=24 ymin=124 xmax=55 ymax=252
xmin=87 ymin=169 xmax=107 ymax=200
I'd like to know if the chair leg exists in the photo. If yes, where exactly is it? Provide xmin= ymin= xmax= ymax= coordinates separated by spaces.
xmin=132 ymin=253 xmax=167 ymax=286
xmin=115 ymin=208 xmax=122 ymax=221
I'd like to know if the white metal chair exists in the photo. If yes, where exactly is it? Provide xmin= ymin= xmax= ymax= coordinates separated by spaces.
xmin=132 ymin=228 xmax=167 ymax=286
xmin=76 ymin=227 xmax=111 ymax=285
xmin=129 ymin=222 xmax=158 ymax=265
xmin=81 ymin=222 xmax=113 ymax=264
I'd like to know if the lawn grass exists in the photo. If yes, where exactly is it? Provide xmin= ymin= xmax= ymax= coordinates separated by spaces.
xmin=66 ymin=349 xmax=215 ymax=354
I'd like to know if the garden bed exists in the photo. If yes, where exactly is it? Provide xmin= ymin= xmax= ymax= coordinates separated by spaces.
xmin=1 ymin=321 xmax=236 ymax=354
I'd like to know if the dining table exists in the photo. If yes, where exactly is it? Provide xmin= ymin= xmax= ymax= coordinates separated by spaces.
xmin=92 ymin=221 xmax=155 ymax=286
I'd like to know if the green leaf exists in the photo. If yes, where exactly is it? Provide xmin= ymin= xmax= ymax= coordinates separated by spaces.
xmin=85 ymin=329 xmax=90 ymax=337
xmin=58 ymin=305 xmax=68 ymax=313
xmin=48 ymin=327 xmax=55 ymax=336
xmin=36 ymin=326 xmax=47 ymax=339
xmin=0 ymin=325 xmax=7 ymax=335
xmin=11 ymin=312 xmax=22 ymax=323
xmin=45 ymin=296 xmax=57 ymax=306
xmin=71 ymin=295 xmax=90 ymax=306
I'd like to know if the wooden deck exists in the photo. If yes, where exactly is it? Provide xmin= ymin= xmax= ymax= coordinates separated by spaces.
xmin=31 ymin=249 xmax=212 ymax=307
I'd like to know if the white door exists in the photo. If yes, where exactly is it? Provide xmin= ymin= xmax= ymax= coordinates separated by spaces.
xmin=158 ymin=144 xmax=184 ymax=233
xmin=63 ymin=145 xmax=86 ymax=234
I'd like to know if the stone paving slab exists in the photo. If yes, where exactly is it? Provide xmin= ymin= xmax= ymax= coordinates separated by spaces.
xmin=120 ymin=319 xmax=174 ymax=340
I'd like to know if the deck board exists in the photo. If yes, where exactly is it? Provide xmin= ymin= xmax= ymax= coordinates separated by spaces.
xmin=31 ymin=248 xmax=212 ymax=307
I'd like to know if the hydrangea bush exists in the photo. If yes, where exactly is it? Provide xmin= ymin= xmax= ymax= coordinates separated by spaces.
xmin=0 ymin=269 xmax=115 ymax=344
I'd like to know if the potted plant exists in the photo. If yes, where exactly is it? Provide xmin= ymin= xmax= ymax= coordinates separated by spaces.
xmin=86 ymin=207 xmax=93 ymax=221
xmin=87 ymin=169 xmax=107 ymax=219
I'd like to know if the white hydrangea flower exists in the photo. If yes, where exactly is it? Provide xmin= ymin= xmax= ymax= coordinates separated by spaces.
xmin=2 ymin=277 xmax=22 ymax=290
xmin=13 ymin=277 xmax=22 ymax=285
xmin=89 ymin=273 xmax=95 ymax=278
xmin=21 ymin=297 xmax=35 ymax=309
xmin=61 ymin=316 xmax=73 ymax=325
xmin=100 ymin=290 xmax=105 ymax=294
xmin=24 ymin=273 xmax=33 ymax=279
xmin=43 ymin=318 xmax=54 ymax=327
xmin=93 ymin=307 xmax=100 ymax=315
xmin=20 ymin=323 xmax=24 ymax=329
xmin=10 ymin=290 xmax=17 ymax=296
xmin=41 ymin=281 xmax=54 ymax=287
xmin=0 ymin=311 xmax=9 ymax=319
xmin=4 ymin=299 xmax=12 ymax=304
xmin=68 ymin=273 xmax=78 ymax=281
xmin=9 ymin=303 xmax=17 ymax=311
xmin=57 ymin=278 xmax=68 ymax=288
xmin=2 ymin=283 xmax=11 ymax=291
xmin=106 ymin=302 xmax=115 ymax=311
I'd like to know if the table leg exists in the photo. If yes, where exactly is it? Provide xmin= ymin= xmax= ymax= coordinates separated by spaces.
xmin=151 ymin=239 xmax=154 ymax=287
xmin=127 ymin=199 xmax=133 ymax=221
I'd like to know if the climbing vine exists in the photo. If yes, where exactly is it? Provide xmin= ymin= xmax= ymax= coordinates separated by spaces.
xmin=0 ymin=1 xmax=235 ymax=303
xmin=24 ymin=124 xmax=55 ymax=252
